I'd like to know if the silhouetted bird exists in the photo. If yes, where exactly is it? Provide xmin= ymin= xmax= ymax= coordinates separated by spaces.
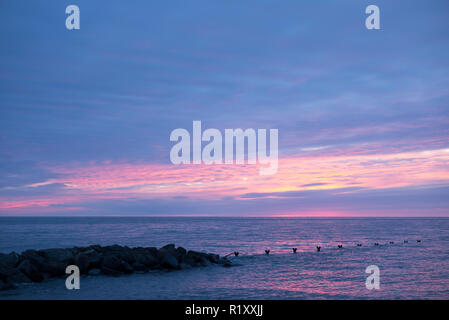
xmin=292 ymin=248 xmax=297 ymax=253
xmin=374 ymin=243 xmax=379 ymax=246
xmin=265 ymin=250 xmax=270 ymax=255
xmin=389 ymin=241 xmax=394 ymax=244
xmin=357 ymin=244 xmax=362 ymax=247
xmin=234 ymin=251 xmax=239 ymax=257
xmin=404 ymin=240 xmax=408 ymax=243
xmin=316 ymin=246 xmax=321 ymax=252
xmin=417 ymin=240 xmax=421 ymax=243
xmin=337 ymin=245 xmax=343 ymax=248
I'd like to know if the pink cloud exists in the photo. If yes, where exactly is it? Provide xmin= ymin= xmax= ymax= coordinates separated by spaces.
xmin=1 ymin=147 xmax=449 ymax=213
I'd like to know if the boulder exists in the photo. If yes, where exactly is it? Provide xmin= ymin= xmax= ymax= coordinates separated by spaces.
xmin=82 ymin=248 xmax=97 ymax=255
xmin=0 ymin=243 xmax=225 ymax=290
xmin=20 ymin=250 xmax=45 ymax=268
xmin=85 ymin=251 xmax=103 ymax=269
xmin=131 ymin=262 xmax=148 ymax=273
xmin=119 ymin=261 xmax=134 ymax=274
xmin=158 ymin=250 xmax=179 ymax=269
xmin=102 ymin=255 xmax=122 ymax=271
xmin=161 ymin=244 xmax=176 ymax=251
xmin=186 ymin=250 xmax=209 ymax=265
xmin=0 ymin=252 xmax=20 ymax=275
xmin=40 ymin=261 xmax=67 ymax=277
xmin=206 ymin=253 xmax=220 ymax=263
xmin=132 ymin=248 xmax=159 ymax=268
xmin=17 ymin=260 xmax=44 ymax=282
xmin=101 ymin=255 xmax=133 ymax=274
xmin=39 ymin=248 xmax=74 ymax=263
xmin=74 ymin=253 xmax=90 ymax=274
xmin=176 ymin=246 xmax=187 ymax=257
xmin=160 ymin=244 xmax=188 ymax=263
xmin=199 ymin=257 xmax=211 ymax=267
xmin=102 ymin=245 xmax=135 ymax=264
xmin=146 ymin=247 xmax=158 ymax=255
xmin=0 ymin=252 xmax=20 ymax=267
xmin=2 ymin=268 xmax=32 ymax=283
xmin=89 ymin=244 xmax=102 ymax=252
xmin=160 ymin=244 xmax=178 ymax=258
xmin=182 ymin=255 xmax=197 ymax=267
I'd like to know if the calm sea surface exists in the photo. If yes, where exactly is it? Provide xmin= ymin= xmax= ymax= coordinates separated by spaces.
xmin=0 ymin=217 xmax=448 ymax=299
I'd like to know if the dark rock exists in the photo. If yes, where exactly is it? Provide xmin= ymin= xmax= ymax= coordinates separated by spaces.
xmin=158 ymin=250 xmax=179 ymax=269
xmin=72 ymin=246 xmax=84 ymax=254
xmin=89 ymin=244 xmax=102 ymax=252
xmin=17 ymin=260 xmax=44 ymax=282
xmin=131 ymin=262 xmax=148 ymax=272
xmin=175 ymin=246 xmax=188 ymax=262
xmin=0 ymin=252 xmax=20 ymax=276
xmin=102 ymin=255 xmax=122 ymax=270
xmin=0 ymin=252 xmax=20 ymax=269
xmin=176 ymin=247 xmax=187 ymax=256
xmin=74 ymin=253 xmax=90 ymax=274
xmin=183 ymin=250 xmax=216 ymax=266
xmin=20 ymin=250 xmax=45 ymax=268
xmin=0 ymin=243 xmax=225 ymax=289
xmin=206 ymin=254 xmax=219 ymax=263
xmin=85 ymin=251 xmax=102 ymax=269
xmin=161 ymin=244 xmax=176 ymax=251
xmin=132 ymin=247 xmax=159 ymax=268
xmin=145 ymin=247 xmax=158 ymax=255
xmin=137 ymin=254 xmax=158 ymax=268
xmin=199 ymin=257 xmax=211 ymax=267
xmin=160 ymin=244 xmax=180 ymax=260
xmin=103 ymin=245 xmax=135 ymax=264
xmin=40 ymin=261 xmax=67 ymax=277
xmin=83 ymin=248 xmax=96 ymax=255
xmin=2 ymin=268 xmax=32 ymax=283
xmin=186 ymin=250 xmax=205 ymax=262
xmin=101 ymin=255 xmax=133 ymax=274
xmin=119 ymin=261 xmax=134 ymax=274
xmin=40 ymin=248 xmax=74 ymax=263
xmin=120 ymin=252 xmax=136 ymax=265
xmin=182 ymin=255 xmax=196 ymax=267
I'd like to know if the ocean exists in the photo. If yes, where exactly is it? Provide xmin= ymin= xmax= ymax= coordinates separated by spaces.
xmin=0 ymin=217 xmax=448 ymax=299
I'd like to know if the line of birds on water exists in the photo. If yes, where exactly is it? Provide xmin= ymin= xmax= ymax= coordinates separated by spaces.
xmin=229 ymin=239 xmax=422 ymax=256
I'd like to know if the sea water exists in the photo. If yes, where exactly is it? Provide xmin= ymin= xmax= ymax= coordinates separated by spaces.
xmin=0 ymin=217 xmax=448 ymax=299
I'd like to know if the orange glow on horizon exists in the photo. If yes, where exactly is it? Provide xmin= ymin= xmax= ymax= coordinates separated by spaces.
xmin=1 ymin=147 xmax=449 ymax=213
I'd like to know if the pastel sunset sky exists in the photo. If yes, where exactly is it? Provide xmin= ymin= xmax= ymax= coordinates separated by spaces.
xmin=1 ymin=0 xmax=448 ymax=216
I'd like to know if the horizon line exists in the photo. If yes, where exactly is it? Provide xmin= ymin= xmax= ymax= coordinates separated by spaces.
xmin=0 ymin=215 xmax=448 ymax=218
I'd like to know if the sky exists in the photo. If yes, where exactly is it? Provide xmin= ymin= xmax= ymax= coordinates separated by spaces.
xmin=0 ymin=0 xmax=449 ymax=216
